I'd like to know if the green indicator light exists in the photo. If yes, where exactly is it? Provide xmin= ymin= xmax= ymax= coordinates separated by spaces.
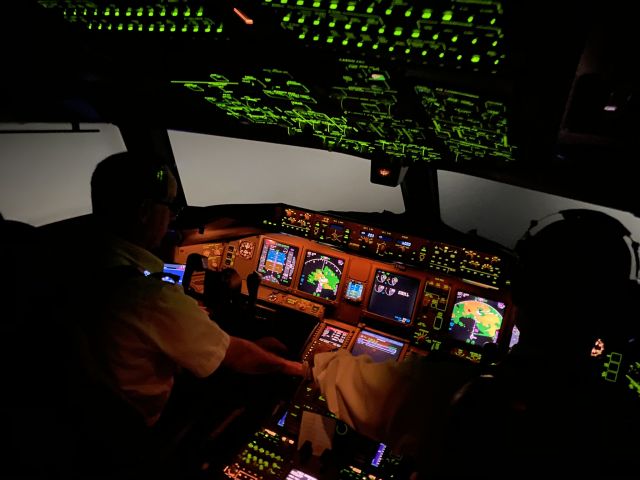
xmin=298 ymin=17 xmax=305 ymax=23
xmin=345 ymin=23 xmax=351 ymax=30
xmin=313 ymin=19 xmax=320 ymax=25
xmin=172 ymin=8 xmax=178 ymax=17
xmin=205 ymin=25 xmax=211 ymax=32
xmin=490 ymin=18 xmax=496 ymax=25
xmin=197 ymin=7 xmax=204 ymax=17
xmin=82 ymin=8 xmax=87 ymax=16
xmin=329 ymin=3 xmax=338 ymax=10
xmin=171 ymin=25 xmax=177 ymax=32
xmin=494 ymin=59 xmax=499 ymax=64
xmin=97 ymin=23 xmax=103 ymax=30
xmin=342 ymin=39 xmax=348 ymax=45
xmin=148 ymin=9 xmax=154 ymax=17
xmin=329 ymin=21 xmax=336 ymax=27
xmin=299 ymin=32 xmax=306 ymax=39
xmin=87 ymin=23 xmax=92 ymax=30
xmin=148 ymin=24 xmax=154 ymax=31
xmin=281 ymin=0 xmax=288 ymax=4
xmin=442 ymin=11 xmax=453 ymax=21
xmin=439 ymin=52 xmax=445 ymax=58
xmin=412 ymin=30 xmax=420 ymax=38
xmin=471 ymin=55 xmax=480 ymax=63
xmin=468 ymin=16 xmax=474 ymax=23
xmin=126 ymin=8 xmax=132 ymax=17
xmin=456 ymin=54 xmax=462 ymax=60
xmin=283 ymin=15 xmax=290 ymax=22
xmin=421 ymin=50 xmax=427 ymax=56
xmin=297 ymin=0 xmax=304 ymax=5
xmin=378 ymin=27 xmax=385 ymax=34
xmin=389 ymin=46 xmax=394 ymax=52
xmin=347 ymin=5 xmax=355 ymax=12
xmin=137 ymin=8 xmax=143 ymax=17
xmin=105 ymin=8 xmax=110 ymax=16
xmin=160 ymin=24 xmax=165 ymax=32
xmin=385 ymin=9 xmax=392 ymax=15
xmin=393 ymin=27 xmax=402 ymax=36
xmin=422 ymin=9 xmax=432 ymax=19
xmin=452 ymin=35 xmax=458 ymax=42
xmin=127 ymin=24 xmax=133 ymax=31
xmin=472 ymin=38 xmax=478 ymax=45
xmin=138 ymin=24 xmax=143 ymax=32
xmin=361 ymin=25 xmax=368 ymax=32
xmin=492 ymin=41 xmax=498 ymax=47
xmin=313 ymin=35 xmax=320 ymax=41
xmin=216 ymin=25 xmax=224 ymax=33
xmin=314 ymin=1 xmax=321 ymax=7
xmin=117 ymin=23 xmax=123 ymax=30
xmin=432 ymin=33 xmax=439 ymax=40
xmin=182 ymin=25 xmax=188 ymax=32
xmin=405 ymin=48 xmax=411 ymax=54
xmin=357 ymin=42 xmax=363 ymax=47
xmin=405 ymin=9 xmax=412 ymax=17
xmin=193 ymin=25 xmax=199 ymax=33
xmin=115 ymin=9 xmax=120 ymax=17
xmin=159 ymin=8 xmax=165 ymax=17
xmin=184 ymin=7 xmax=191 ymax=17
xmin=327 ymin=36 xmax=334 ymax=43
xmin=367 ymin=7 xmax=373 ymax=13
xmin=372 ymin=43 xmax=379 ymax=49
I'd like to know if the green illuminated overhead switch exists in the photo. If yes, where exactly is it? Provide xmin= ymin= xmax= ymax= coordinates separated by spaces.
xmin=442 ymin=11 xmax=453 ymax=21
xmin=405 ymin=9 xmax=412 ymax=17
xmin=345 ymin=23 xmax=351 ymax=30
xmin=314 ymin=1 xmax=321 ymax=7
xmin=159 ymin=8 xmax=166 ymax=17
xmin=327 ymin=36 xmax=334 ymax=43
xmin=411 ymin=29 xmax=420 ymax=38
xmin=452 ymin=35 xmax=458 ymax=42
xmin=385 ymin=8 xmax=392 ymax=15
xmin=313 ymin=19 xmax=320 ymax=25
xmin=361 ymin=24 xmax=368 ymax=31
xmin=184 ymin=7 xmax=191 ymax=17
xmin=347 ymin=4 xmax=355 ymax=12
xmin=197 ymin=7 xmax=204 ymax=17
xmin=329 ymin=2 xmax=338 ymax=10
xmin=471 ymin=54 xmax=480 ymax=63
xmin=467 ymin=15 xmax=474 ymax=23
xmin=172 ymin=8 xmax=179 ymax=17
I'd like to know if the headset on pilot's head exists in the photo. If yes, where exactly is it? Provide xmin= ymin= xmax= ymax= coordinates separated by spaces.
xmin=514 ymin=208 xmax=640 ymax=296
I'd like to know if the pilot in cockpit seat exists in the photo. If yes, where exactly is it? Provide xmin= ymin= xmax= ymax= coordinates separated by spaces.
xmin=445 ymin=209 xmax=640 ymax=478
xmin=53 ymin=152 xmax=305 ymax=477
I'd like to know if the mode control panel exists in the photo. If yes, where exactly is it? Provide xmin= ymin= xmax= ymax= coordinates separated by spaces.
xmin=258 ymin=288 xmax=326 ymax=319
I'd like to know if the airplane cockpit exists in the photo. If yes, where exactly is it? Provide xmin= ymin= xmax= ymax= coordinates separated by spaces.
xmin=1 ymin=1 xmax=639 ymax=479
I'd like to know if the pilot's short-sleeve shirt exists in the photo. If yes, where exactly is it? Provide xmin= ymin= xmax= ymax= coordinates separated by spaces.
xmin=93 ymin=235 xmax=230 ymax=426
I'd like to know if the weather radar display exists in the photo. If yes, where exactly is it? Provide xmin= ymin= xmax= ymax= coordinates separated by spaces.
xmin=297 ymin=251 xmax=345 ymax=301
xmin=448 ymin=291 xmax=506 ymax=346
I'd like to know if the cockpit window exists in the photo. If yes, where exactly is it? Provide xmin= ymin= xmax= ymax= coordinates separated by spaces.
xmin=168 ymin=130 xmax=405 ymax=214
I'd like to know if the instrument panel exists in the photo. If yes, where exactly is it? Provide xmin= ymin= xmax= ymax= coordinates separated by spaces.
xmin=263 ymin=206 xmax=507 ymax=288
xmin=175 ymin=230 xmax=515 ymax=362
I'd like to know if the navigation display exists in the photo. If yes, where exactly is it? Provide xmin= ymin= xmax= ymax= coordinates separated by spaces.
xmin=297 ymin=250 xmax=345 ymax=301
xmin=368 ymin=269 xmax=421 ymax=325
xmin=256 ymin=238 xmax=299 ymax=286
xmin=448 ymin=290 xmax=506 ymax=347
xmin=350 ymin=330 xmax=404 ymax=363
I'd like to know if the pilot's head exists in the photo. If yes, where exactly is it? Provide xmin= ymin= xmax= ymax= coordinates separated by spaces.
xmin=513 ymin=209 xmax=636 ymax=353
xmin=91 ymin=152 xmax=179 ymax=249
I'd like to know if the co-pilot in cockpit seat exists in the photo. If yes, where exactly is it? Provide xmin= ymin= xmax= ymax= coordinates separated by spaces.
xmin=444 ymin=209 xmax=640 ymax=478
